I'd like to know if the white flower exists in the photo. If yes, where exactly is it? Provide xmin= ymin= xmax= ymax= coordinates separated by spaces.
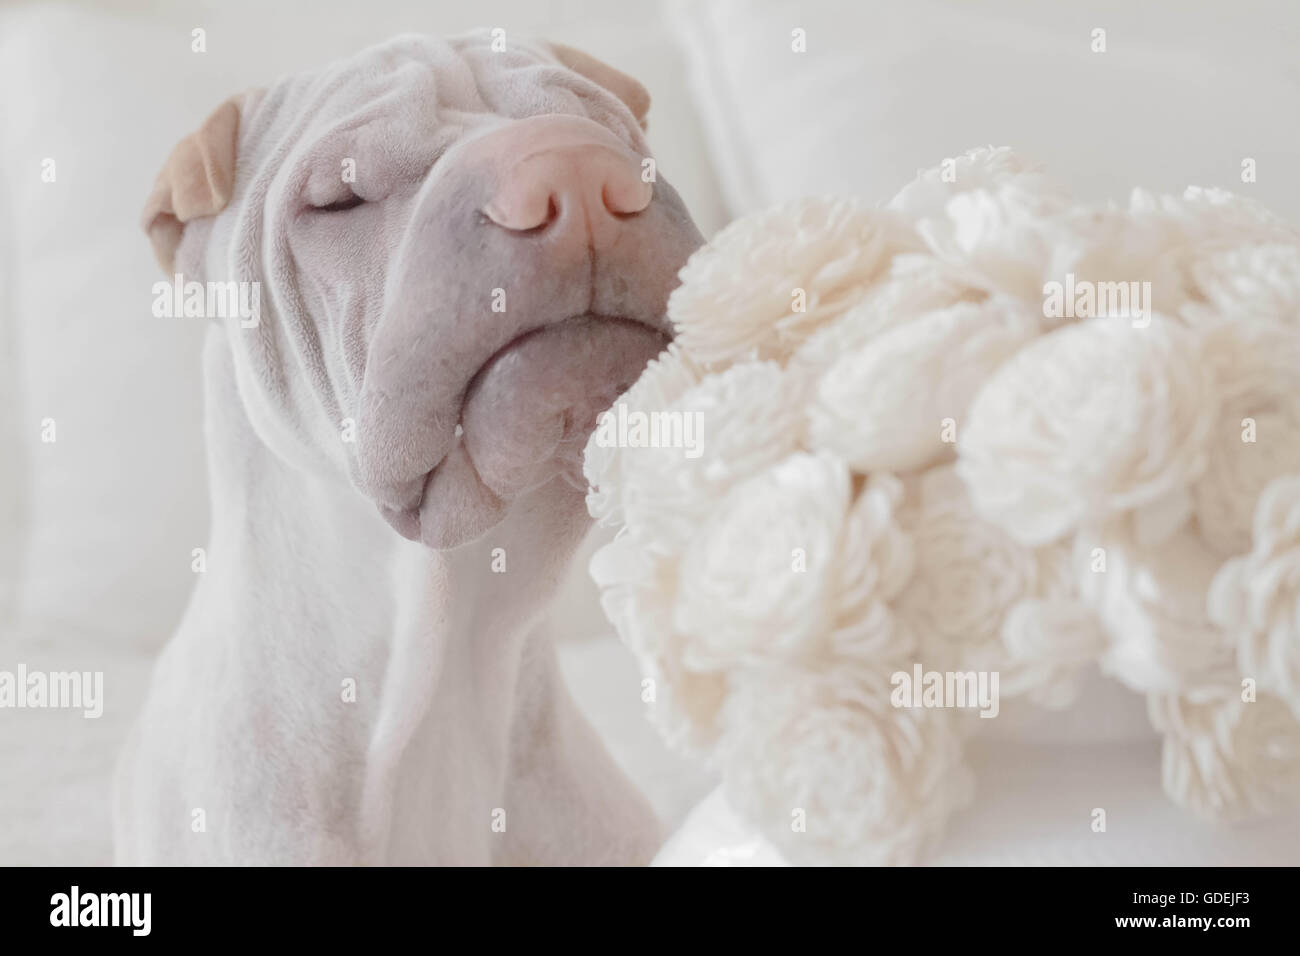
xmin=668 ymin=197 xmax=917 ymax=364
xmin=1130 ymin=187 xmax=1300 ymax=322
xmin=589 ymin=534 xmax=727 ymax=752
xmin=1208 ymin=474 xmax=1300 ymax=711
xmin=915 ymin=180 xmax=1083 ymax=306
xmin=718 ymin=664 xmax=973 ymax=866
xmin=618 ymin=361 xmax=804 ymax=556
xmin=1193 ymin=322 xmax=1300 ymax=555
xmin=1080 ymin=527 xmax=1235 ymax=693
xmin=1130 ymin=186 xmax=1299 ymax=248
xmin=1149 ymin=689 xmax=1300 ymax=820
xmin=807 ymin=296 xmax=1039 ymax=472
xmin=959 ymin=316 xmax=1216 ymax=547
xmin=673 ymin=451 xmax=851 ymax=669
xmin=894 ymin=466 xmax=1064 ymax=672
xmin=1050 ymin=204 xmax=1196 ymax=319
xmin=584 ymin=343 xmax=703 ymax=526
xmin=887 ymin=146 xmax=1058 ymax=221
xmin=788 ymin=253 xmax=989 ymax=399
xmin=1000 ymin=597 xmax=1107 ymax=708
xmin=827 ymin=474 xmax=916 ymax=662
xmin=1183 ymin=243 xmax=1300 ymax=326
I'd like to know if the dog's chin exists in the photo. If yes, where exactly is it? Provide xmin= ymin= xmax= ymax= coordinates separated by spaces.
xmin=379 ymin=315 xmax=669 ymax=550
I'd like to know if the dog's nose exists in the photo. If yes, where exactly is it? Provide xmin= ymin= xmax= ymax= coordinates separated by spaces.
xmin=483 ymin=143 xmax=651 ymax=236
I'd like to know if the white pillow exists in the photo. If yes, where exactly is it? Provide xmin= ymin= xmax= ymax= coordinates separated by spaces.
xmin=671 ymin=0 xmax=1300 ymax=221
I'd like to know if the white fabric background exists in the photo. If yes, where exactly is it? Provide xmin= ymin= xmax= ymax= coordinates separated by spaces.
xmin=671 ymin=0 xmax=1300 ymax=221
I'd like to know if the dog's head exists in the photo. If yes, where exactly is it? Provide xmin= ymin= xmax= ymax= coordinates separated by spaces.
xmin=144 ymin=32 xmax=702 ymax=548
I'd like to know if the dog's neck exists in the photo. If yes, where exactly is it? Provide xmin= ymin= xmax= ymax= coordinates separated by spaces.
xmin=193 ymin=325 xmax=605 ymax=861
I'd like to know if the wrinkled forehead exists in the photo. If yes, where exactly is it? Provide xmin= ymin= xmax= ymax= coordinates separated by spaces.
xmin=239 ymin=31 xmax=644 ymax=178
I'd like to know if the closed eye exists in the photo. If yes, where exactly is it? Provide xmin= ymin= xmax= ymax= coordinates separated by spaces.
xmin=314 ymin=192 xmax=366 ymax=213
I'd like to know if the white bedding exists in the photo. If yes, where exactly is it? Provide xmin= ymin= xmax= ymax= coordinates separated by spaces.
xmin=0 ymin=624 xmax=153 ymax=865
xmin=0 ymin=625 xmax=712 ymax=865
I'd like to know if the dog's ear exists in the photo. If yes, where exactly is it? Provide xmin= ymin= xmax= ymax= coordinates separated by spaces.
xmin=141 ymin=94 xmax=248 ymax=273
xmin=549 ymin=43 xmax=650 ymax=130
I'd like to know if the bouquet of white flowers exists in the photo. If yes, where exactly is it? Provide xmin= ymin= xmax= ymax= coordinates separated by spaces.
xmin=584 ymin=147 xmax=1300 ymax=865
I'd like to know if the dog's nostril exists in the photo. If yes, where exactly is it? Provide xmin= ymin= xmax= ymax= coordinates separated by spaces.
xmin=524 ymin=196 xmax=559 ymax=234
xmin=483 ymin=193 xmax=558 ymax=233
xmin=602 ymin=178 xmax=652 ymax=217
